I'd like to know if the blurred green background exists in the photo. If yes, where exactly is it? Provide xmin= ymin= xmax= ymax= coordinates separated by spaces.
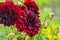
xmin=35 ymin=0 xmax=60 ymax=24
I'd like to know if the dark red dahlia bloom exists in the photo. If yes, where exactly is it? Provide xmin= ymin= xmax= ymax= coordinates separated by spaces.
xmin=23 ymin=10 xmax=41 ymax=37
xmin=16 ymin=6 xmax=41 ymax=37
xmin=16 ymin=0 xmax=41 ymax=37
xmin=0 ymin=1 xmax=20 ymax=26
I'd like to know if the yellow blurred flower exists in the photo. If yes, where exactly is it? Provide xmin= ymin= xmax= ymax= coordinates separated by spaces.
xmin=41 ymin=27 xmax=51 ymax=34
xmin=25 ymin=35 xmax=30 ymax=40
xmin=57 ymin=33 xmax=60 ymax=40
xmin=51 ymin=24 xmax=57 ymax=32
xmin=48 ymin=34 xmax=57 ymax=40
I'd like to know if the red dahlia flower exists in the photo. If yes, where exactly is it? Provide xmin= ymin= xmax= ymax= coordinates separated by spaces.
xmin=0 ymin=0 xmax=20 ymax=26
xmin=16 ymin=0 xmax=41 ymax=37
xmin=16 ymin=6 xmax=41 ymax=37
xmin=23 ymin=10 xmax=41 ymax=37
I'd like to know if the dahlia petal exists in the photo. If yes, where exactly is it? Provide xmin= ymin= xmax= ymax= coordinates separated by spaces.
xmin=25 ymin=0 xmax=34 ymax=3
xmin=16 ymin=23 xmax=23 ymax=32
xmin=24 ymin=1 xmax=39 ymax=11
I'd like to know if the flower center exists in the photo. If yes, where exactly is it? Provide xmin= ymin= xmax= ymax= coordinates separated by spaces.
xmin=3 ymin=13 xmax=10 ymax=19
xmin=27 ymin=14 xmax=35 ymax=26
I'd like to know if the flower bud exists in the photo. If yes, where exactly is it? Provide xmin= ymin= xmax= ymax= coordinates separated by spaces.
xmin=7 ymin=33 xmax=15 ymax=38
xmin=50 ymin=13 xmax=54 ymax=19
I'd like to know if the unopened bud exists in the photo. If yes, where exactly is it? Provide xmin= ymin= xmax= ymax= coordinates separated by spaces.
xmin=44 ymin=21 xmax=48 ymax=28
xmin=17 ymin=0 xmax=24 ymax=6
xmin=50 ymin=13 xmax=54 ymax=19
xmin=18 ymin=2 xmax=22 ymax=5
xmin=7 ymin=33 xmax=15 ymax=38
